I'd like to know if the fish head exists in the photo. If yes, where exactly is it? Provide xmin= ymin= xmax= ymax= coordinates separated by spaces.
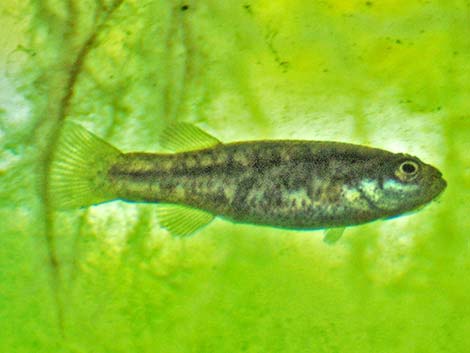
xmin=366 ymin=153 xmax=447 ymax=217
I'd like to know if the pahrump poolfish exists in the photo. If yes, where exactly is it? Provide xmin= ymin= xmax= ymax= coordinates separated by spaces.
xmin=50 ymin=122 xmax=446 ymax=242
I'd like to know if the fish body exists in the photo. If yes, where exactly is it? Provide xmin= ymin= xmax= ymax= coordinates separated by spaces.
xmin=51 ymin=123 xmax=446 ymax=237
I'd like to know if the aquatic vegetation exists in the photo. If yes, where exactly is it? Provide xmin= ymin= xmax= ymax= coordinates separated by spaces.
xmin=0 ymin=1 xmax=469 ymax=352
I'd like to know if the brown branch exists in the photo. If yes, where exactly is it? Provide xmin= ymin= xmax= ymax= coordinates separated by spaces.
xmin=39 ymin=0 xmax=125 ymax=336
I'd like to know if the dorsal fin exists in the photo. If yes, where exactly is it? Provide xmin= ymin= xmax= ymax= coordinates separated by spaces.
xmin=160 ymin=123 xmax=221 ymax=152
xmin=157 ymin=204 xmax=214 ymax=236
xmin=323 ymin=228 xmax=345 ymax=245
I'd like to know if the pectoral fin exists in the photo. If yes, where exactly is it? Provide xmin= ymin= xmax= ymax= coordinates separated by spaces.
xmin=323 ymin=228 xmax=345 ymax=245
xmin=157 ymin=204 xmax=214 ymax=236
xmin=160 ymin=123 xmax=221 ymax=152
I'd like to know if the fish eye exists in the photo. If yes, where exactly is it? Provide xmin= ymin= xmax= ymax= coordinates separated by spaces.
xmin=395 ymin=160 xmax=419 ymax=181
xmin=400 ymin=161 xmax=418 ymax=174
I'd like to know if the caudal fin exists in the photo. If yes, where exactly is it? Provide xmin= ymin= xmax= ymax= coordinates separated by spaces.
xmin=49 ymin=122 xmax=122 ymax=209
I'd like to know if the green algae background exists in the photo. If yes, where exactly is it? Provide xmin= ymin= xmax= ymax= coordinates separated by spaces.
xmin=1 ymin=0 xmax=470 ymax=352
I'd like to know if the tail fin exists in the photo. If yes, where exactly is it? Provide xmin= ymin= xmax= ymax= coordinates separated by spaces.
xmin=49 ymin=122 xmax=122 ymax=209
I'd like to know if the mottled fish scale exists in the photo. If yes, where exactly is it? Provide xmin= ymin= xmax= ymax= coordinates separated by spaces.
xmin=50 ymin=122 xmax=447 ymax=237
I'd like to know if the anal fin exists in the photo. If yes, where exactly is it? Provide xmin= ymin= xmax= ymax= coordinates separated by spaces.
xmin=157 ymin=204 xmax=214 ymax=236
xmin=323 ymin=228 xmax=345 ymax=245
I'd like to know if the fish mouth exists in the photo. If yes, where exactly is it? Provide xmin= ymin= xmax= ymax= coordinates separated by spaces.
xmin=430 ymin=174 xmax=447 ymax=200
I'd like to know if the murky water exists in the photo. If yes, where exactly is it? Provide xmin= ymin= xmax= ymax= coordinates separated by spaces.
xmin=0 ymin=1 xmax=469 ymax=352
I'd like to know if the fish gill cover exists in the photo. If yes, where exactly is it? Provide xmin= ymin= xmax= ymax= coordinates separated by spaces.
xmin=0 ymin=1 xmax=469 ymax=352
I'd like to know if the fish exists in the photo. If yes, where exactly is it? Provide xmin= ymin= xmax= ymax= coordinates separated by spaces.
xmin=50 ymin=122 xmax=447 ymax=242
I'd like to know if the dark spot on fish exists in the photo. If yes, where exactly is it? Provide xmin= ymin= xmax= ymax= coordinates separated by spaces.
xmin=232 ymin=177 xmax=255 ymax=213
xmin=212 ymin=188 xmax=228 ymax=204
xmin=378 ymin=175 xmax=384 ymax=189
xmin=181 ymin=5 xmax=189 ymax=11
xmin=270 ymin=149 xmax=282 ymax=165
xmin=160 ymin=181 xmax=176 ymax=195
xmin=252 ymin=151 xmax=262 ymax=171
xmin=225 ymin=152 xmax=234 ymax=171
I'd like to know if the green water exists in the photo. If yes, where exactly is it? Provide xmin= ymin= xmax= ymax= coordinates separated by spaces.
xmin=1 ymin=1 xmax=469 ymax=352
